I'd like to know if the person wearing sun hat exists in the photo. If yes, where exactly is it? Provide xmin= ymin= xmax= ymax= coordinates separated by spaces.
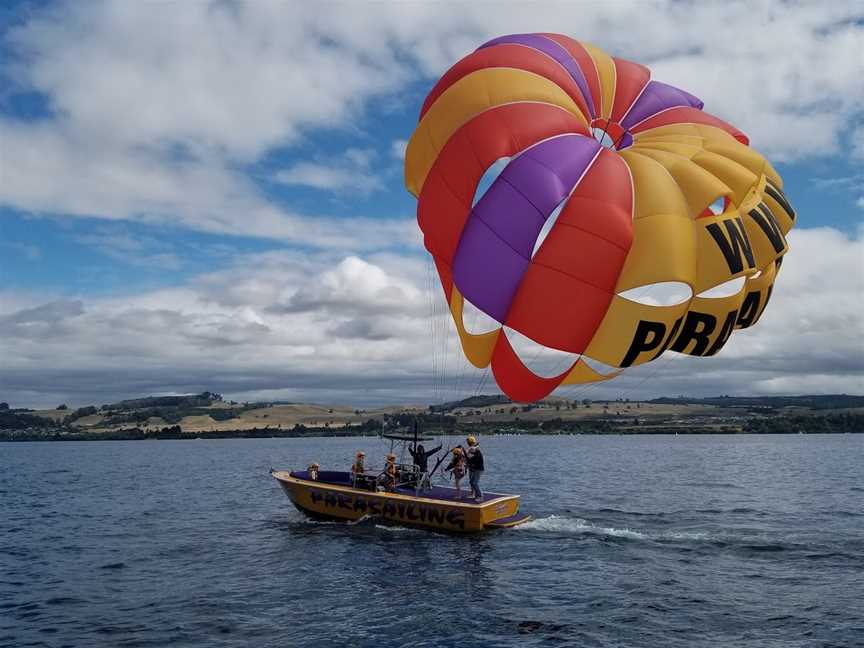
xmin=350 ymin=451 xmax=366 ymax=487
xmin=377 ymin=453 xmax=398 ymax=492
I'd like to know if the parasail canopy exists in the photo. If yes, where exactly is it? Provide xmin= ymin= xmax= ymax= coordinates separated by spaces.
xmin=405 ymin=33 xmax=795 ymax=403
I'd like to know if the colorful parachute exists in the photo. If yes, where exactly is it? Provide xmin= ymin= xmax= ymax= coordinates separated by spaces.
xmin=405 ymin=34 xmax=795 ymax=402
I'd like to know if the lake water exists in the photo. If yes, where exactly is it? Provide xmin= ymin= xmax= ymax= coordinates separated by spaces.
xmin=2 ymin=434 xmax=863 ymax=647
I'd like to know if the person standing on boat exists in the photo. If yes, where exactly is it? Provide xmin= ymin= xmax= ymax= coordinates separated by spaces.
xmin=408 ymin=442 xmax=441 ymax=475
xmin=307 ymin=462 xmax=320 ymax=481
xmin=445 ymin=447 xmax=466 ymax=499
xmin=465 ymin=436 xmax=484 ymax=502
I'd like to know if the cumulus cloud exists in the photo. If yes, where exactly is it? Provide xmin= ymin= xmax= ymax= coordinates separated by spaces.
xmin=2 ymin=1 xmax=862 ymax=243
xmin=1 ymin=227 xmax=861 ymax=408
xmin=1 ymin=2 xmax=863 ymax=407
xmin=0 ymin=251 xmax=438 ymax=407
xmin=0 ymin=118 xmax=415 ymax=249
xmin=276 ymin=256 xmax=425 ymax=315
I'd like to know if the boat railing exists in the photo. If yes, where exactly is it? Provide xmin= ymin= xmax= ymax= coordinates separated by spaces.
xmin=294 ymin=465 xmax=433 ymax=494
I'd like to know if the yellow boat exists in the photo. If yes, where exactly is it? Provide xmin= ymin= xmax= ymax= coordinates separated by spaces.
xmin=271 ymin=469 xmax=531 ymax=533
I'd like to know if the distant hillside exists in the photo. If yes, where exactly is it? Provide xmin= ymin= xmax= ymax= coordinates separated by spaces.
xmin=2 ymin=391 xmax=862 ymax=440
xmin=648 ymin=395 xmax=864 ymax=410
xmin=102 ymin=391 xmax=224 ymax=411
xmin=430 ymin=395 xmax=511 ymax=412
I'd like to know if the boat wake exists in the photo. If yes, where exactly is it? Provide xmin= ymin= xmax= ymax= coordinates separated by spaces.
xmin=516 ymin=515 xmax=710 ymax=541
xmin=374 ymin=525 xmax=417 ymax=533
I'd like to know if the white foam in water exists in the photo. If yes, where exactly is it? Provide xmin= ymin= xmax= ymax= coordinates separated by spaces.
xmin=663 ymin=530 xmax=711 ymax=541
xmin=517 ymin=515 xmax=712 ymax=541
xmin=517 ymin=515 xmax=647 ymax=539
xmin=374 ymin=525 xmax=415 ymax=533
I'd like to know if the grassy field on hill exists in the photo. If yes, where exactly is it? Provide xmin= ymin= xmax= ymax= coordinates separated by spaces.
xmin=2 ymin=392 xmax=861 ymax=440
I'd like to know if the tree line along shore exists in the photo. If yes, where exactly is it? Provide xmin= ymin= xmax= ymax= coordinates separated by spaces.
xmin=1 ymin=393 xmax=862 ymax=441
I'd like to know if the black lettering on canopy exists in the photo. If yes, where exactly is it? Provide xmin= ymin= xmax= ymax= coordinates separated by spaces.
xmin=736 ymin=291 xmax=762 ymax=329
xmin=670 ymin=311 xmax=717 ymax=356
xmin=764 ymin=180 xmax=795 ymax=221
xmin=621 ymin=320 xmax=667 ymax=367
xmin=705 ymin=309 xmax=738 ymax=355
xmin=706 ymin=217 xmax=755 ymax=274
xmin=650 ymin=316 xmax=684 ymax=361
xmin=748 ymin=204 xmax=786 ymax=254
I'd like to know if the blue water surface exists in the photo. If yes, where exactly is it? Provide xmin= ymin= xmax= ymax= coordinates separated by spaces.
xmin=2 ymin=434 xmax=863 ymax=647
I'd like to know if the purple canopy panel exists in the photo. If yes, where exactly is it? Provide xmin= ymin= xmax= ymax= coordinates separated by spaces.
xmin=452 ymin=134 xmax=602 ymax=323
xmin=452 ymin=217 xmax=529 ymax=323
xmin=616 ymin=132 xmax=634 ymax=150
xmin=479 ymin=33 xmax=595 ymax=119
xmin=620 ymin=80 xmax=705 ymax=130
xmin=473 ymin=179 xmax=543 ymax=259
xmin=509 ymin=135 xmax=601 ymax=211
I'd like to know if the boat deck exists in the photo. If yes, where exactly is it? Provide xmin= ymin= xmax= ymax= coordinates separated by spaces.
xmin=289 ymin=470 xmax=509 ymax=504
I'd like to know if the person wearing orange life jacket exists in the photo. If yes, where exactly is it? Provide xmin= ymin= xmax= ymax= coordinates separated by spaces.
xmin=377 ymin=453 xmax=398 ymax=491
xmin=350 ymin=451 xmax=366 ymax=487
xmin=445 ymin=447 xmax=467 ymax=499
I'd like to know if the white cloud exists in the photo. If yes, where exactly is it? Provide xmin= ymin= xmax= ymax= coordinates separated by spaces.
xmin=1 ymin=0 xmax=862 ymax=242
xmin=273 ymin=147 xmax=383 ymax=193
xmin=0 ymin=249 xmax=440 ymax=407
xmin=0 ymin=118 xmax=415 ymax=249
xmin=1 ymin=2 xmax=863 ymax=406
xmin=851 ymin=126 xmax=864 ymax=161
xmin=1 ymin=227 xmax=861 ymax=408
xmin=6 ymin=3 xmax=408 ymax=160
xmin=74 ymin=227 xmax=186 ymax=270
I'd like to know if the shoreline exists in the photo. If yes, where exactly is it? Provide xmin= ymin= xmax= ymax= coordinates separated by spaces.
xmin=2 ymin=427 xmax=861 ymax=442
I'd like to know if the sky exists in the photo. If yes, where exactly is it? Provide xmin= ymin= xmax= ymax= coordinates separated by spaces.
xmin=0 ymin=0 xmax=862 ymax=409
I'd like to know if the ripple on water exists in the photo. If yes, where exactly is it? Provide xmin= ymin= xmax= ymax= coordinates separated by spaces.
xmin=2 ymin=435 xmax=863 ymax=648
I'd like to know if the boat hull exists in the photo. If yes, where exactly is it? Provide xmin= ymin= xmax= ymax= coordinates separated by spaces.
xmin=271 ymin=471 xmax=526 ymax=533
